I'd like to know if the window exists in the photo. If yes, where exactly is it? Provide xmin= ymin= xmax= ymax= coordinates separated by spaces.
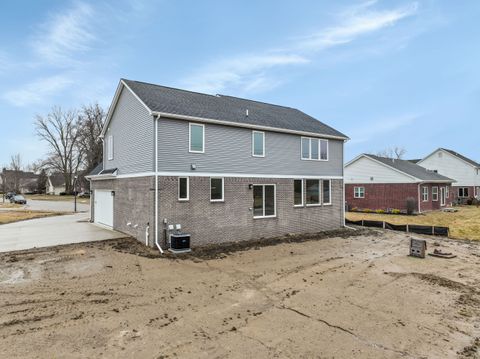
xmin=294 ymin=179 xmax=303 ymax=206
xmin=253 ymin=184 xmax=276 ymax=218
xmin=432 ymin=186 xmax=438 ymax=201
xmin=107 ymin=135 xmax=114 ymax=160
xmin=458 ymin=187 xmax=469 ymax=198
xmin=301 ymin=137 xmax=328 ymax=161
xmin=189 ymin=123 xmax=204 ymax=153
xmin=306 ymin=179 xmax=320 ymax=205
xmin=354 ymin=187 xmax=365 ymax=198
xmin=446 ymin=186 xmax=449 ymax=198
xmin=422 ymin=186 xmax=429 ymax=202
xmin=210 ymin=177 xmax=224 ymax=202
xmin=252 ymin=131 xmax=265 ymax=157
xmin=323 ymin=180 xmax=331 ymax=205
xmin=178 ymin=177 xmax=189 ymax=201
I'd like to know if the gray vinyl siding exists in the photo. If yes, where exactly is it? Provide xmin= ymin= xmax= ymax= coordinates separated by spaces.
xmin=157 ymin=118 xmax=343 ymax=176
xmin=104 ymin=87 xmax=154 ymax=174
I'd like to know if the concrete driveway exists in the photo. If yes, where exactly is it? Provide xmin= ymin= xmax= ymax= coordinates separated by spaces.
xmin=0 ymin=213 xmax=125 ymax=253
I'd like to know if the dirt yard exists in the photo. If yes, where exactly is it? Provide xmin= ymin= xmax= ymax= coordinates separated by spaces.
xmin=0 ymin=229 xmax=479 ymax=358
xmin=347 ymin=206 xmax=480 ymax=240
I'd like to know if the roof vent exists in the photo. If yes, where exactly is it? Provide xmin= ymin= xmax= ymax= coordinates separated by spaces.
xmin=246 ymin=109 xmax=249 ymax=117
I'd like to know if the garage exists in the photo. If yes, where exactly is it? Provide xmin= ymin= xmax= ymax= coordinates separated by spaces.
xmin=94 ymin=190 xmax=114 ymax=228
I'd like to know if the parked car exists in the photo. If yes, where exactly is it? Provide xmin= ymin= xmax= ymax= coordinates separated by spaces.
xmin=5 ymin=192 xmax=16 ymax=200
xmin=10 ymin=195 xmax=27 ymax=205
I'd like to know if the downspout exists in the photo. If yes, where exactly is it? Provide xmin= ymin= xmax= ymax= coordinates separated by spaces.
xmin=154 ymin=115 xmax=164 ymax=254
xmin=417 ymin=183 xmax=421 ymax=214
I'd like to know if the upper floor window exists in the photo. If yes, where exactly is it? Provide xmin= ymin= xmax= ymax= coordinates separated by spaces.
xmin=432 ymin=186 xmax=439 ymax=201
xmin=354 ymin=187 xmax=365 ymax=198
xmin=252 ymin=131 xmax=265 ymax=157
xmin=301 ymin=137 xmax=328 ymax=161
xmin=189 ymin=123 xmax=204 ymax=153
xmin=107 ymin=135 xmax=114 ymax=160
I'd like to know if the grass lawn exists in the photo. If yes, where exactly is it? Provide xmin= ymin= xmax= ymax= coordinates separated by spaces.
xmin=346 ymin=205 xmax=480 ymax=240
xmin=0 ymin=202 xmax=22 ymax=209
xmin=25 ymin=194 xmax=90 ymax=204
xmin=0 ymin=210 xmax=63 ymax=225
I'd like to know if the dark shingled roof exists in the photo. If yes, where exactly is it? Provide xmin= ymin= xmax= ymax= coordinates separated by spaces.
xmin=440 ymin=148 xmax=480 ymax=168
xmin=88 ymin=163 xmax=103 ymax=176
xmin=408 ymin=159 xmax=421 ymax=164
xmin=122 ymin=79 xmax=348 ymax=139
xmin=365 ymin=154 xmax=454 ymax=182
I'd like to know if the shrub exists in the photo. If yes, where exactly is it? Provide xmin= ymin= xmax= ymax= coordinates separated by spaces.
xmin=59 ymin=192 xmax=67 ymax=196
xmin=467 ymin=197 xmax=473 ymax=205
xmin=363 ymin=208 xmax=373 ymax=213
xmin=391 ymin=209 xmax=401 ymax=214
xmin=351 ymin=207 xmax=358 ymax=212
xmin=376 ymin=209 xmax=385 ymax=214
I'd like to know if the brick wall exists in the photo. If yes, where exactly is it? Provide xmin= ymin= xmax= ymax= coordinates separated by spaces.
xmin=159 ymin=177 xmax=344 ymax=247
xmin=91 ymin=177 xmax=155 ymax=243
xmin=346 ymin=183 xmax=418 ymax=212
xmin=91 ymin=176 xmax=343 ymax=248
xmin=345 ymin=182 xmax=453 ymax=213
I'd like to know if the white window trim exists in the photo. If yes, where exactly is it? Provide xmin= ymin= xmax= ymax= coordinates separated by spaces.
xmin=305 ymin=179 xmax=321 ymax=206
xmin=210 ymin=177 xmax=224 ymax=202
xmin=354 ymin=186 xmax=365 ymax=199
xmin=253 ymin=184 xmax=276 ymax=219
xmin=107 ymin=135 xmax=114 ymax=160
xmin=323 ymin=179 xmax=332 ymax=206
xmin=422 ymin=186 xmax=429 ymax=202
xmin=178 ymin=177 xmax=189 ymax=201
xmin=300 ymin=137 xmax=328 ymax=161
xmin=252 ymin=131 xmax=265 ymax=158
xmin=458 ymin=187 xmax=469 ymax=198
xmin=432 ymin=186 xmax=439 ymax=201
xmin=189 ymin=123 xmax=205 ymax=153
xmin=293 ymin=179 xmax=304 ymax=207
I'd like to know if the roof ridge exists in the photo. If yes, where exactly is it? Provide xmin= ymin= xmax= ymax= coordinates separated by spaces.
xmin=122 ymin=78 xmax=220 ymax=99
xmin=216 ymin=94 xmax=295 ymax=110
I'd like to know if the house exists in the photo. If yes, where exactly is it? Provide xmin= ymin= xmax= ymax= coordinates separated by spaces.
xmin=0 ymin=169 xmax=38 ymax=194
xmin=47 ymin=173 xmax=66 ymax=195
xmin=345 ymin=154 xmax=454 ymax=213
xmin=416 ymin=148 xmax=480 ymax=201
xmin=86 ymin=79 xmax=349 ymax=249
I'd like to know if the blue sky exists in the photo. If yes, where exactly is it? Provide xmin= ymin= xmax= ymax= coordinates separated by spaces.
xmin=0 ymin=0 xmax=479 ymax=167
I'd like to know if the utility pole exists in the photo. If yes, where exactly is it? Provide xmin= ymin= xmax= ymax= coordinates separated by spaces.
xmin=73 ymin=175 xmax=78 ymax=213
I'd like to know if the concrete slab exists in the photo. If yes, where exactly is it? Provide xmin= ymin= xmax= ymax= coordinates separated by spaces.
xmin=0 ymin=213 xmax=125 ymax=253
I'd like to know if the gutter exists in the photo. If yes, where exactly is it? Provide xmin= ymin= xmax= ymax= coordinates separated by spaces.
xmin=154 ymin=114 xmax=164 ymax=254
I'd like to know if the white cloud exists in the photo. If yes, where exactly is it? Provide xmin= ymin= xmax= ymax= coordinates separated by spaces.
xmin=31 ymin=2 xmax=96 ymax=65
xmin=295 ymin=2 xmax=418 ymax=52
xmin=3 ymin=75 xmax=73 ymax=107
xmin=183 ymin=54 xmax=308 ymax=94
xmin=182 ymin=1 xmax=418 ymax=94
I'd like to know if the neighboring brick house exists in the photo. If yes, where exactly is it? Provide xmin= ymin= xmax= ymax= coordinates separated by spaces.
xmin=86 ymin=79 xmax=349 ymax=249
xmin=345 ymin=154 xmax=454 ymax=213
xmin=416 ymin=148 xmax=480 ymax=202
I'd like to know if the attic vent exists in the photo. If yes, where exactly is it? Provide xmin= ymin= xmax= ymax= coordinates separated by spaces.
xmin=438 ymin=152 xmax=443 ymax=158
xmin=246 ymin=109 xmax=249 ymax=117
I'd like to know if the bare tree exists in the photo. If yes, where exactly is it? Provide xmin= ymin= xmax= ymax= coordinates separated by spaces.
xmin=375 ymin=146 xmax=406 ymax=159
xmin=35 ymin=107 xmax=83 ymax=194
xmin=77 ymin=103 xmax=105 ymax=175
xmin=9 ymin=153 xmax=22 ymax=192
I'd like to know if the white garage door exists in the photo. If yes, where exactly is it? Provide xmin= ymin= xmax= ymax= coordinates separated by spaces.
xmin=94 ymin=190 xmax=114 ymax=228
